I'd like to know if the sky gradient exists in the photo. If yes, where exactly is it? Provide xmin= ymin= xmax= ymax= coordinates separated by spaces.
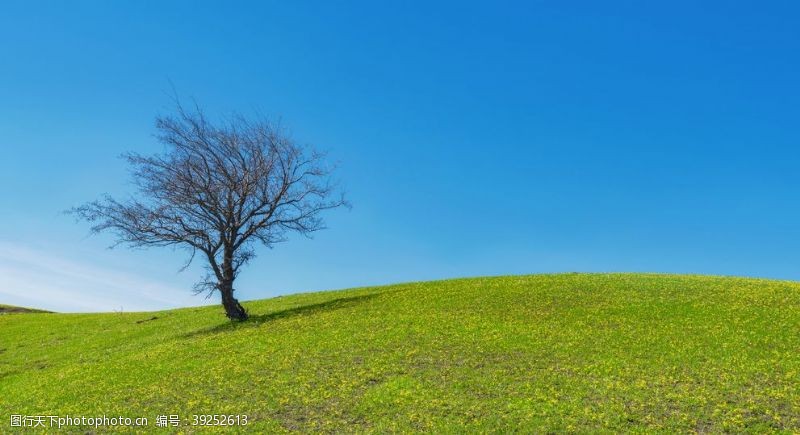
xmin=1 ymin=1 xmax=799 ymax=312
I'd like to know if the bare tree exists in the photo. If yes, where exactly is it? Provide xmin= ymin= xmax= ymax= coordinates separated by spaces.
xmin=71 ymin=104 xmax=348 ymax=321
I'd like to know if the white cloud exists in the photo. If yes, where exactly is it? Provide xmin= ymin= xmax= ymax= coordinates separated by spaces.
xmin=0 ymin=242 xmax=209 ymax=313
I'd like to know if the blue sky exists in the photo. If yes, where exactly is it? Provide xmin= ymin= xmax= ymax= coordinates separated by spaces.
xmin=1 ymin=1 xmax=799 ymax=312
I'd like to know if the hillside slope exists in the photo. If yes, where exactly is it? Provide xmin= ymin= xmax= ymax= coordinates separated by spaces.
xmin=1 ymin=273 xmax=799 ymax=432
xmin=0 ymin=304 xmax=50 ymax=314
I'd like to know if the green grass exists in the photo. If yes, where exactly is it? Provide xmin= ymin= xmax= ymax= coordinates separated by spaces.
xmin=2 ymin=273 xmax=799 ymax=433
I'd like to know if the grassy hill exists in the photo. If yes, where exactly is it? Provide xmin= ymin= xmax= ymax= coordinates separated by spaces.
xmin=1 ymin=273 xmax=799 ymax=432
xmin=0 ymin=303 xmax=50 ymax=314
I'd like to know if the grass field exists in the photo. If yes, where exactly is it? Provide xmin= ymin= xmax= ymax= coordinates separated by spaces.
xmin=2 ymin=273 xmax=799 ymax=432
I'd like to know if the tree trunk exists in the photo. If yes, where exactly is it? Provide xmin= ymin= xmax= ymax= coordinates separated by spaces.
xmin=219 ymin=279 xmax=247 ymax=321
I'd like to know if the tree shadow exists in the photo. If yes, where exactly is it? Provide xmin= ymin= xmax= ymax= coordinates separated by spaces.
xmin=182 ymin=293 xmax=380 ymax=338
